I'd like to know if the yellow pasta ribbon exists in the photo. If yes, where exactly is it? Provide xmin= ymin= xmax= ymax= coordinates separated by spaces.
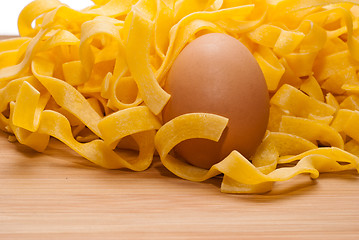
xmin=155 ymin=113 xmax=228 ymax=181
xmin=12 ymin=81 xmax=47 ymax=132
xmin=155 ymin=113 xmax=358 ymax=190
xmin=248 ymin=24 xmax=306 ymax=56
xmin=300 ymin=75 xmax=324 ymax=102
xmin=279 ymin=116 xmax=344 ymax=149
xmin=0 ymin=38 xmax=31 ymax=69
xmin=1 ymin=0 xmax=359 ymax=194
xmin=84 ymin=0 xmax=135 ymax=17
xmin=17 ymin=0 xmax=63 ymax=37
xmin=0 ymin=29 xmax=49 ymax=82
xmin=36 ymin=109 xmax=156 ymax=170
xmin=253 ymin=45 xmax=285 ymax=91
xmin=9 ymin=102 xmax=50 ymax=152
xmin=271 ymin=84 xmax=336 ymax=117
xmin=32 ymin=57 xmax=103 ymax=137
xmin=125 ymin=4 xmax=170 ymax=115
xmin=99 ymin=106 xmax=161 ymax=148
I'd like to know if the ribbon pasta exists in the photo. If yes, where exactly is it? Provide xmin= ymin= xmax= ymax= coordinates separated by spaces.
xmin=1 ymin=0 xmax=359 ymax=193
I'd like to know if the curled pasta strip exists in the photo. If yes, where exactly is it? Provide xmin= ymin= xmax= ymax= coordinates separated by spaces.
xmin=36 ymin=109 xmax=156 ymax=170
xmin=271 ymin=84 xmax=336 ymax=117
xmin=125 ymin=8 xmax=170 ymax=115
xmin=17 ymin=0 xmax=63 ymax=37
xmin=32 ymin=57 xmax=103 ymax=137
xmin=155 ymin=113 xmax=228 ymax=181
xmin=79 ymin=16 xmax=122 ymax=89
xmin=12 ymin=81 xmax=50 ymax=132
xmin=253 ymin=45 xmax=285 ymax=91
xmin=279 ymin=116 xmax=344 ymax=149
xmin=8 ymin=81 xmax=51 ymax=152
xmin=332 ymin=109 xmax=359 ymax=143
xmin=106 ymin=75 xmax=143 ymax=110
xmin=248 ymin=24 xmax=306 ymax=56
xmin=154 ymin=113 xmax=359 ymax=193
xmin=223 ymin=150 xmax=359 ymax=186
xmin=0 ymin=76 xmax=39 ymax=112
xmin=9 ymin=102 xmax=50 ymax=152
xmin=0 ymin=38 xmax=31 ymax=69
xmin=0 ymin=29 xmax=49 ymax=82
xmin=84 ymin=0 xmax=133 ymax=17
xmin=99 ymin=106 xmax=161 ymax=149
xmin=256 ymin=132 xmax=317 ymax=158
xmin=273 ymin=0 xmax=359 ymax=17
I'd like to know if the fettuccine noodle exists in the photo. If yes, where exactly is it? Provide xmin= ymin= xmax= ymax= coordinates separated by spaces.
xmin=1 ymin=0 xmax=359 ymax=193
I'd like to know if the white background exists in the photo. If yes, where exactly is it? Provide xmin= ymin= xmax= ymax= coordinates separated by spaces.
xmin=0 ymin=0 xmax=94 ymax=35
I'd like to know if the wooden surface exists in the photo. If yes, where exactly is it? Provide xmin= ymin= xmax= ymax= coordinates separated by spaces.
xmin=1 ymin=35 xmax=359 ymax=239
xmin=1 ymin=131 xmax=359 ymax=240
xmin=0 ymin=36 xmax=16 ymax=40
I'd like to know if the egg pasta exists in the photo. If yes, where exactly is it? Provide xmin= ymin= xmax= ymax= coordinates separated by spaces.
xmin=1 ymin=0 xmax=359 ymax=193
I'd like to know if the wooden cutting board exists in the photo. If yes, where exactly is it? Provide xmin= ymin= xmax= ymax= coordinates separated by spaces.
xmin=0 ymin=36 xmax=359 ymax=239
xmin=1 ymin=133 xmax=359 ymax=240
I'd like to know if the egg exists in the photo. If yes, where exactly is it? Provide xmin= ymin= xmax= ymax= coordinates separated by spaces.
xmin=162 ymin=33 xmax=269 ymax=169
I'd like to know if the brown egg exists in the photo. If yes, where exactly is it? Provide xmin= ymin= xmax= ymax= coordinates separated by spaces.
xmin=162 ymin=33 xmax=269 ymax=169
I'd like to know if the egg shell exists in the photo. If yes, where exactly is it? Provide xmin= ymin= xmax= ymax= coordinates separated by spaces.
xmin=162 ymin=33 xmax=269 ymax=169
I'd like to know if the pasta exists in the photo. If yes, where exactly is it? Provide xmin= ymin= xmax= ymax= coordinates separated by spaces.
xmin=1 ymin=0 xmax=359 ymax=193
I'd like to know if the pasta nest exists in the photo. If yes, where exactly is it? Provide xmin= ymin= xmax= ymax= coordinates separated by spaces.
xmin=1 ymin=0 xmax=359 ymax=193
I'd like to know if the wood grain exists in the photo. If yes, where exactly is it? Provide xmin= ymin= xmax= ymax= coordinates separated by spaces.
xmin=0 ymin=35 xmax=359 ymax=239
xmin=0 ymin=36 xmax=17 ymax=40
xmin=1 ymin=130 xmax=359 ymax=240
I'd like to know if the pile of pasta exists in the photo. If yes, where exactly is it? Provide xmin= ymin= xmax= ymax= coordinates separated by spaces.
xmin=1 ymin=0 xmax=359 ymax=193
